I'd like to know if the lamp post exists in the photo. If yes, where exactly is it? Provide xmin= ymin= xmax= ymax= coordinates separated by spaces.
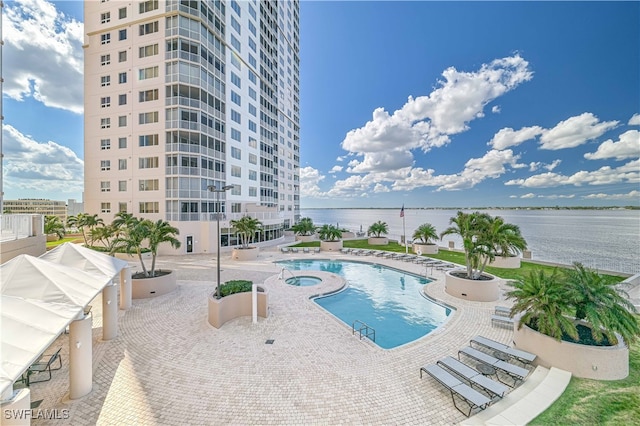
xmin=208 ymin=184 xmax=234 ymax=299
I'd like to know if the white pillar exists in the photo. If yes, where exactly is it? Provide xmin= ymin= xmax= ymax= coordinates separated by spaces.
xmin=119 ymin=267 xmax=132 ymax=310
xmin=69 ymin=314 xmax=92 ymax=399
xmin=252 ymin=283 xmax=258 ymax=324
xmin=102 ymin=283 xmax=118 ymax=340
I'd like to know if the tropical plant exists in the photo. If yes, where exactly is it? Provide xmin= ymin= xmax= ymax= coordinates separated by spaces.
xmin=89 ymin=224 xmax=114 ymax=248
xmin=291 ymin=217 xmax=315 ymax=236
xmin=146 ymin=220 xmax=181 ymax=275
xmin=367 ymin=220 xmax=389 ymax=238
xmin=67 ymin=213 xmax=104 ymax=246
xmin=440 ymin=211 xmax=491 ymax=279
xmin=230 ymin=215 xmax=262 ymax=249
xmin=412 ymin=223 xmax=438 ymax=244
xmin=220 ymin=280 xmax=253 ymax=297
xmin=44 ymin=215 xmax=66 ymax=240
xmin=317 ymin=224 xmax=342 ymax=242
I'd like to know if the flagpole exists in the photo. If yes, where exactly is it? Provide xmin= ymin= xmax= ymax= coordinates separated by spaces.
xmin=403 ymin=214 xmax=407 ymax=254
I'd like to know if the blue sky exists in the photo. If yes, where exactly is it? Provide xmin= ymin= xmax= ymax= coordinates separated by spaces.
xmin=2 ymin=1 xmax=639 ymax=208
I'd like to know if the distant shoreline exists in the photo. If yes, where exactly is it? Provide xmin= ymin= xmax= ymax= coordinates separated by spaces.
xmin=301 ymin=206 xmax=640 ymax=211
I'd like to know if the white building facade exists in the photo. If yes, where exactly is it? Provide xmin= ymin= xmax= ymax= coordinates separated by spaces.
xmin=84 ymin=0 xmax=300 ymax=254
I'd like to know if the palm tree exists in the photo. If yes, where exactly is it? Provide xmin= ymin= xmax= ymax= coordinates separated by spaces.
xmin=90 ymin=224 xmax=114 ymax=249
xmin=367 ymin=220 xmax=389 ymax=238
xmin=474 ymin=215 xmax=527 ymax=277
xmin=84 ymin=214 xmax=104 ymax=246
xmin=440 ymin=211 xmax=491 ymax=279
xmin=292 ymin=217 xmax=315 ymax=236
xmin=67 ymin=213 xmax=104 ymax=246
xmin=230 ymin=215 xmax=262 ymax=249
xmin=147 ymin=220 xmax=181 ymax=276
xmin=412 ymin=223 xmax=438 ymax=244
xmin=44 ymin=215 xmax=66 ymax=240
xmin=317 ymin=224 xmax=342 ymax=242
xmin=113 ymin=217 xmax=151 ymax=276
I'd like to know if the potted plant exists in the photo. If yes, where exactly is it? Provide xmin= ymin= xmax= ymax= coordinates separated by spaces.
xmin=113 ymin=217 xmax=181 ymax=298
xmin=367 ymin=221 xmax=389 ymax=245
xmin=317 ymin=224 xmax=343 ymax=251
xmin=412 ymin=223 xmax=439 ymax=254
xmin=292 ymin=217 xmax=316 ymax=242
xmin=230 ymin=215 xmax=262 ymax=261
xmin=507 ymin=263 xmax=639 ymax=380
xmin=44 ymin=215 xmax=66 ymax=242
xmin=483 ymin=215 xmax=527 ymax=268
xmin=66 ymin=213 xmax=104 ymax=247
xmin=207 ymin=280 xmax=269 ymax=328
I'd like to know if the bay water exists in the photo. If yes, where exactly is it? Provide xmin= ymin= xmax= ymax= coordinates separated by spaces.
xmin=300 ymin=208 xmax=640 ymax=275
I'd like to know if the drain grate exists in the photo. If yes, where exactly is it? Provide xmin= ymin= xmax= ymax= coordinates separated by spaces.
xmin=265 ymin=339 xmax=275 ymax=345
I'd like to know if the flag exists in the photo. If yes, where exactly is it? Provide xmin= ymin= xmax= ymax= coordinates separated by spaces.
xmin=400 ymin=205 xmax=404 ymax=218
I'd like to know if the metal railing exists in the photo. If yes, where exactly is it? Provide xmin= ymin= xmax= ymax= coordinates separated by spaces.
xmin=352 ymin=320 xmax=376 ymax=343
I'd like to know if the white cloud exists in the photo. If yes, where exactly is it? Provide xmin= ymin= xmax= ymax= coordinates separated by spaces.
xmin=584 ymin=130 xmax=640 ymax=161
xmin=299 ymin=167 xmax=326 ymax=198
xmin=540 ymin=194 xmax=575 ymax=199
xmin=521 ymin=193 xmax=535 ymax=199
xmin=329 ymin=165 xmax=343 ymax=174
xmin=505 ymin=159 xmax=640 ymax=188
xmin=3 ymin=0 xmax=84 ymax=113
xmin=488 ymin=126 xmax=544 ymax=150
xmin=544 ymin=160 xmax=562 ymax=171
xmin=582 ymin=190 xmax=640 ymax=200
xmin=539 ymin=113 xmax=619 ymax=150
xmin=492 ymin=105 xmax=501 ymax=114
xmin=2 ymin=124 xmax=84 ymax=196
xmin=629 ymin=114 xmax=640 ymax=126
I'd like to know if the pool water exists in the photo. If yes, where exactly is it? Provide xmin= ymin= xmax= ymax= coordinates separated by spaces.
xmin=276 ymin=259 xmax=452 ymax=349
xmin=285 ymin=276 xmax=322 ymax=286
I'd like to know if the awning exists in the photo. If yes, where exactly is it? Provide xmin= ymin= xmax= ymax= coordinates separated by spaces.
xmin=40 ymin=242 xmax=129 ymax=281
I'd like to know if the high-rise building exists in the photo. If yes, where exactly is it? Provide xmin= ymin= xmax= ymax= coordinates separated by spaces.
xmin=84 ymin=0 xmax=300 ymax=254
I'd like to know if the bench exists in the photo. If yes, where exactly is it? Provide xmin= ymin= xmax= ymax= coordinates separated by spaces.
xmin=458 ymin=346 xmax=529 ymax=387
xmin=437 ymin=356 xmax=509 ymax=399
xmin=25 ymin=348 xmax=63 ymax=385
xmin=420 ymin=364 xmax=491 ymax=417
xmin=491 ymin=314 xmax=514 ymax=328
xmin=470 ymin=335 xmax=537 ymax=365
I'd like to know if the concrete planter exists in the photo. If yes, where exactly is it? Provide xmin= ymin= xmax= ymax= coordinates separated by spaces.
xmin=367 ymin=237 xmax=389 ymax=245
xmin=114 ymin=251 xmax=152 ymax=261
xmin=232 ymin=247 xmax=259 ymax=261
xmin=295 ymin=235 xmax=316 ymax=242
xmin=413 ymin=243 xmax=438 ymax=255
xmin=444 ymin=269 xmax=500 ymax=302
xmin=513 ymin=321 xmax=629 ymax=380
xmin=320 ymin=240 xmax=343 ymax=251
xmin=489 ymin=255 xmax=521 ymax=269
xmin=132 ymin=270 xmax=177 ymax=299
xmin=208 ymin=287 xmax=269 ymax=328
xmin=46 ymin=235 xmax=59 ymax=242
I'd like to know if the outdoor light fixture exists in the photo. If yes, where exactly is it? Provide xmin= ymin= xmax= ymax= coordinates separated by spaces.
xmin=207 ymin=184 xmax=234 ymax=299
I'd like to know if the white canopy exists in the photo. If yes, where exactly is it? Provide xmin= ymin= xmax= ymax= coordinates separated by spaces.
xmin=40 ymin=242 xmax=128 ymax=281
xmin=0 ymin=295 xmax=82 ymax=394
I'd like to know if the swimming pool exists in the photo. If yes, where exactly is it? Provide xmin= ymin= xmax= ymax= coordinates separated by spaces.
xmin=275 ymin=259 xmax=452 ymax=349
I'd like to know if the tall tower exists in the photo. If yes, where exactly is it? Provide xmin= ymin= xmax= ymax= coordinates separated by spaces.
xmin=84 ymin=0 xmax=300 ymax=254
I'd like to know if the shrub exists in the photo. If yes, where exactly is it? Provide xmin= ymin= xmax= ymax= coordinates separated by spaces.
xmin=220 ymin=280 xmax=253 ymax=297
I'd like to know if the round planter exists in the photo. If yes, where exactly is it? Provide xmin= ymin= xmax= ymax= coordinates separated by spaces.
xmin=132 ymin=270 xmax=176 ymax=299
xmin=232 ymin=247 xmax=259 ymax=261
xmin=207 ymin=286 xmax=268 ymax=328
xmin=46 ymin=235 xmax=58 ymax=242
xmin=295 ymin=235 xmax=316 ymax=243
xmin=489 ymin=255 xmax=521 ymax=269
xmin=320 ymin=240 xmax=343 ymax=251
xmin=367 ymin=237 xmax=389 ymax=245
xmin=444 ymin=270 xmax=500 ymax=302
xmin=413 ymin=243 xmax=438 ymax=255
xmin=513 ymin=321 xmax=629 ymax=380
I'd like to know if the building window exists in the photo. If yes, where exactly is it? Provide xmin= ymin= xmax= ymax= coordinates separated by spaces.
xmin=248 ymin=137 xmax=257 ymax=148
xmin=118 ymin=202 xmax=128 ymax=212
xmin=139 ymin=21 xmax=159 ymax=36
xmin=248 ymin=38 xmax=256 ymax=53
xmin=231 ymin=54 xmax=241 ymax=69
xmin=101 ymin=160 xmax=111 ymax=171
xmin=231 ymin=91 xmax=241 ymax=106
xmin=248 ymin=104 xmax=256 ymax=117
xmin=230 ymin=35 xmax=241 ymax=52
xmin=119 ymin=94 xmax=127 ymax=105
xmin=101 ymin=118 xmax=111 ymax=129
xmin=139 ymin=111 xmax=159 ymax=124
xmin=139 ymin=202 xmax=159 ymax=214
xmin=248 ymin=4 xmax=256 ymax=19
xmin=248 ymin=87 xmax=256 ymax=100
xmin=118 ymin=51 xmax=127 ymax=62
xmin=138 ymin=66 xmax=158 ymax=80
xmin=231 ymin=72 xmax=241 ymax=88
xmin=248 ymin=70 xmax=257 ymax=84
xmin=248 ymin=153 xmax=257 ymax=164
xmin=231 ymin=128 xmax=241 ymax=141
xmin=100 ymin=54 xmax=110 ymax=66
xmin=230 ymin=165 xmax=241 ymax=178
xmin=100 ymin=181 xmax=111 ymax=192
xmin=101 ymin=75 xmax=111 ymax=87
xmin=119 ymin=72 xmax=127 ymax=83
xmin=248 ymin=21 xmax=256 ymax=36
xmin=139 ymin=0 xmax=158 ymax=14
xmin=101 ymin=33 xmax=111 ymax=44
xmin=100 ymin=12 xmax=110 ymax=23
xmin=118 ymin=181 xmax=127 ymax=191
xmin=231 ymin=17 xmax=241 ymax=34
xmin=139 ymin=89 xmax=158 ymax=102
xmin=118 ymin=116 xmax=127 ymax=127
xmin=230 ymin=0 xmax=241 ymax=16
xmin=101 ymin=202 xmax=111 ymax=213
xmin=139 ymin=134 xmax=159 ymax=146
xmin=118 ymin=137 xmax=127 ymax=148
xmin=100 ymin=96 xmax=111 ymax=108
xmin=248 ymin=120 xmax=256 ymax=133
xmin=100 ymin=139 xmax=111 ymax=150
xmin=118 ymin=159 xmax=127 ymax=170
xmin=249 ymin=187 xmax=257 ymax=197
xmin=119 ymin=29 xmax=127 ymax=40
xmin=231 ymin=185 xmax=241 ymax=196
xmin=139 ymin=179 xmax=159 ymax=191
xmin=231 ymin=147 xmax=241 ymax=160
xmin=249 ymin=170 xmax=257 ymax=181
xmin=139 ymin=157 xmax=159 ymax=168
xmin=139 ymin=44 xmax=159 ymax=58
xmin=118 ymin=7 xmax=127 ymax=19
xmin=231 ymin=110 xmax=241 ymax=124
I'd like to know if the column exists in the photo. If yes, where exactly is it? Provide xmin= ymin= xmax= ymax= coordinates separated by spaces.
xmin=102 ymin=283 xmax=118 ymax=340
xmin=69 ymin=313 xmax=92 ymax=399
xmin=119 ymin=266 xmax=132 ymax=310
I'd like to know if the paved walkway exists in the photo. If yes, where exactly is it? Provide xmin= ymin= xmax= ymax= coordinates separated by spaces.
xmin=26 ymin=246 xmax=519 ymax=425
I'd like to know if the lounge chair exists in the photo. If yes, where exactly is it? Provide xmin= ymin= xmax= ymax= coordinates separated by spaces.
xmin=290 ymin=247 xmax=299 ymax=253
xmin=491 ymin=315 xmax=514 ymax=328
xmin=420 ymin=364 xmax=491 ymax=416
xmin=360 ymin=250 xmax=374 ymax=256
xmin=25 ymin=348 xmax=63 ymax=385
xmin=313 ymin=247 xmax=320 ymax=254
xmin=469 ymin=335 xmax=536 ymax=365
xmin=280 ymin=247 xmax=290 ymax=253
xmin=340 ymin=248 xmax=350 ymax=254
xmin=494 ymin=306 xmax=511 ymax=317
xmin=458 ymin=346 xmax=529 ymax=387
xmin=375 ymin=251 xmax=386 ymax=257
xmin=436 ymin=356 xmax=509 ymax=399
xmin=303 ymin=247 xmax=310 ymax=254
xmin=383 ymin=252 xmax=395 ymax=258
xmin=351 ymin=249 xmax=362 ymax=255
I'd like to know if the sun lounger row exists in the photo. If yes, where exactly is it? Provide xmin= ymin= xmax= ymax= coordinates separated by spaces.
xmin=458 ymin=346 xmax=529 ymax=387
xmin=280 ymin=247 xmax=320 ymax=254
xmin=470 ymin=335 xmax=536 ymax=365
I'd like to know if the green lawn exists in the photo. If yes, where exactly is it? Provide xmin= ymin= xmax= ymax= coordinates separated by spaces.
xmin=46 ymin=236 xmax=83 ymax=248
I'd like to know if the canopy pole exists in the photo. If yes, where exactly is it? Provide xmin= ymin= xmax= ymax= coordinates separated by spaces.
xmin=119 ymin=266 xmax=132 ymax=310
xmin=102 ymin=283 xmax=118 ymax=340
xmin=69 ymin=314 xmax=92 ymax=399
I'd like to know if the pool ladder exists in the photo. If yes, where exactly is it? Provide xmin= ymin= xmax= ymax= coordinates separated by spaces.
xmin=352 ymin=320 xmax=376 ymax=343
